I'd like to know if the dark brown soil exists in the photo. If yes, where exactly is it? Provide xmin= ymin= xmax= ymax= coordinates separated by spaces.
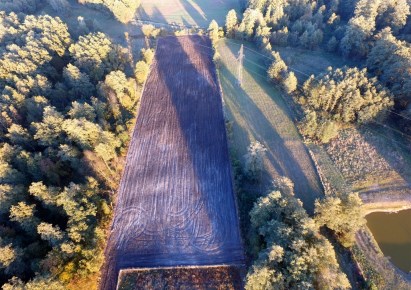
xmin=118 ymin=265 xmax=245 ymax=290
xmin=100 ymin=35 xmax=244 ymax=290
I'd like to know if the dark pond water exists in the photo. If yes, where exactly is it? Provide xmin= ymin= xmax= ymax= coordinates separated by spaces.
xmin=366 ymin=209 xmax=411 ymax=273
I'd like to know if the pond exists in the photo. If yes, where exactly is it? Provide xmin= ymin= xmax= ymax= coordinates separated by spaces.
xmin=366 ymin=209 xmax=411 ymax=273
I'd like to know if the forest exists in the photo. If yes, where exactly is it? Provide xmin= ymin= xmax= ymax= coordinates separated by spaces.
xmin=0 ymin=1 xmax=153 ymax=287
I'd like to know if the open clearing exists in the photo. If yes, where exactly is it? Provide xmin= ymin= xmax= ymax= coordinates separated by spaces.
xmin=217 ymin=39 xmax=323 ymax=213
xmin=137 ymin=0 xmax=241 ymax=27
xmin=100 ymin=36 xmax=243 ymax=290
xmin=273 ymin=45 xmax=354 ymax=82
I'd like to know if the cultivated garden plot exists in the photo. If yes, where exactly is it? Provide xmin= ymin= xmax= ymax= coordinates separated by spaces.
xmin=100 ymin=35 xmax=244 ymax=290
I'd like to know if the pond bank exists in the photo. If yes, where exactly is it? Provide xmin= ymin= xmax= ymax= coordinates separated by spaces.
xmin=360 ymin=191 xmax=411 ymax=215
xmin=354 ymin=191 xmax=411 ymax=287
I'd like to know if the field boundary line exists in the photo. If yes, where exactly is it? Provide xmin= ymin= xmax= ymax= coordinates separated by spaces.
xmin=99 ymin=38 xmax=160 ymax=290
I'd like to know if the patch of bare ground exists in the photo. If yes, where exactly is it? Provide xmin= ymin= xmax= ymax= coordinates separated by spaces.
xmin=326 ymin=128 xmax=395 ymax=187
xmin=361 ymin=192 xmax=411 ymax=214
xmin=118 ymin=265 xmax=245 ymax=290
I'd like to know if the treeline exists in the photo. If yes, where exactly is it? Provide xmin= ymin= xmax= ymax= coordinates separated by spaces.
xmin=0 ymin=12 xmax=145 ymax=288
xmin=236 ymin=0 xmax=410 ymax=56
xmin=367 ymin=28 xmax=411 ymax=132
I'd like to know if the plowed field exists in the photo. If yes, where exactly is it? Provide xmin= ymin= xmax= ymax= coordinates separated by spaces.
xmin=100 ymin=35 xmax=244 ymax=290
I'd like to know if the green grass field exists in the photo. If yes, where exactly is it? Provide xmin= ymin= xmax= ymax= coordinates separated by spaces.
xmin=138 ymin=0 xmax=241 ymax=27
xmin=217 ymin=39 xmax=323 ymax=213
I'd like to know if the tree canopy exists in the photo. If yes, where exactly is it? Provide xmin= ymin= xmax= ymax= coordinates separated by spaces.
xmin=246 ymin=179 xmax=350 ymax=289
xmin=299 ymin=67 xmax=393 ymax=143
xmin=0 ymin=11 xmax=144 ymax=288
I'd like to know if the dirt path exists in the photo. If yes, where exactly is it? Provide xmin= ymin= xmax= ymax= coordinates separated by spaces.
xmin=100 ymin=36 xmax=244 ymax=290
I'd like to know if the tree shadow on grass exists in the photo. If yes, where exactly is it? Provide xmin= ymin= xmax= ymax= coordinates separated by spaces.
xmin=137 ymin=1 xmax=207 ymax=28
xmin=180 ymin=0 xmax=207 ymax=27
xmin=220 ymin=40 xmax=324 ymax=214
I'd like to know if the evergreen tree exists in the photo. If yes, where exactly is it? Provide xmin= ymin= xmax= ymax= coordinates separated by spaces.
xmin=367 ymin=28 xmax=411 ymax=109
xmin=62 ymin=64 xmax=94 ymax=99
xmin=9 ymin=202 xmax=39 ymax=234
xmin=267 ymin=52 xmax=288 ymax=83
xmin=32 ymin=106 xmax=65 ymax=147
xmin=299 ymin=67 xmax=393 ymax=142
xmin=302 ymin=67 xmax=393 ymax=124
xmin=208 ymin=20 xmax=220 ymax=46
xmin=225 ymin=9 xmax=238 ymax=38
xmin=69 ymin=32 xmax=127 ymax=81
xmin=237 ymin=9 xmax=265 ymax=40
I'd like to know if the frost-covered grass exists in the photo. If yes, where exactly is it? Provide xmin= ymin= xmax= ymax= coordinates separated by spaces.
xmin=217 ymin=39 xmax=323 ymax=213
xmin=138 ymin=0 xmax=241 ymax=27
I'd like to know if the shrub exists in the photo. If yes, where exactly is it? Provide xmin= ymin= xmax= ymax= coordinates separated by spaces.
xmin=134 ymin=61 xmax=149 ymax=85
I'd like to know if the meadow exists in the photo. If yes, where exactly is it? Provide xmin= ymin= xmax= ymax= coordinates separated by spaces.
xmin=138 ymin=0 xmax=241 ymax=27
xmin=217 ymin=39 xmax=323 ymax=214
